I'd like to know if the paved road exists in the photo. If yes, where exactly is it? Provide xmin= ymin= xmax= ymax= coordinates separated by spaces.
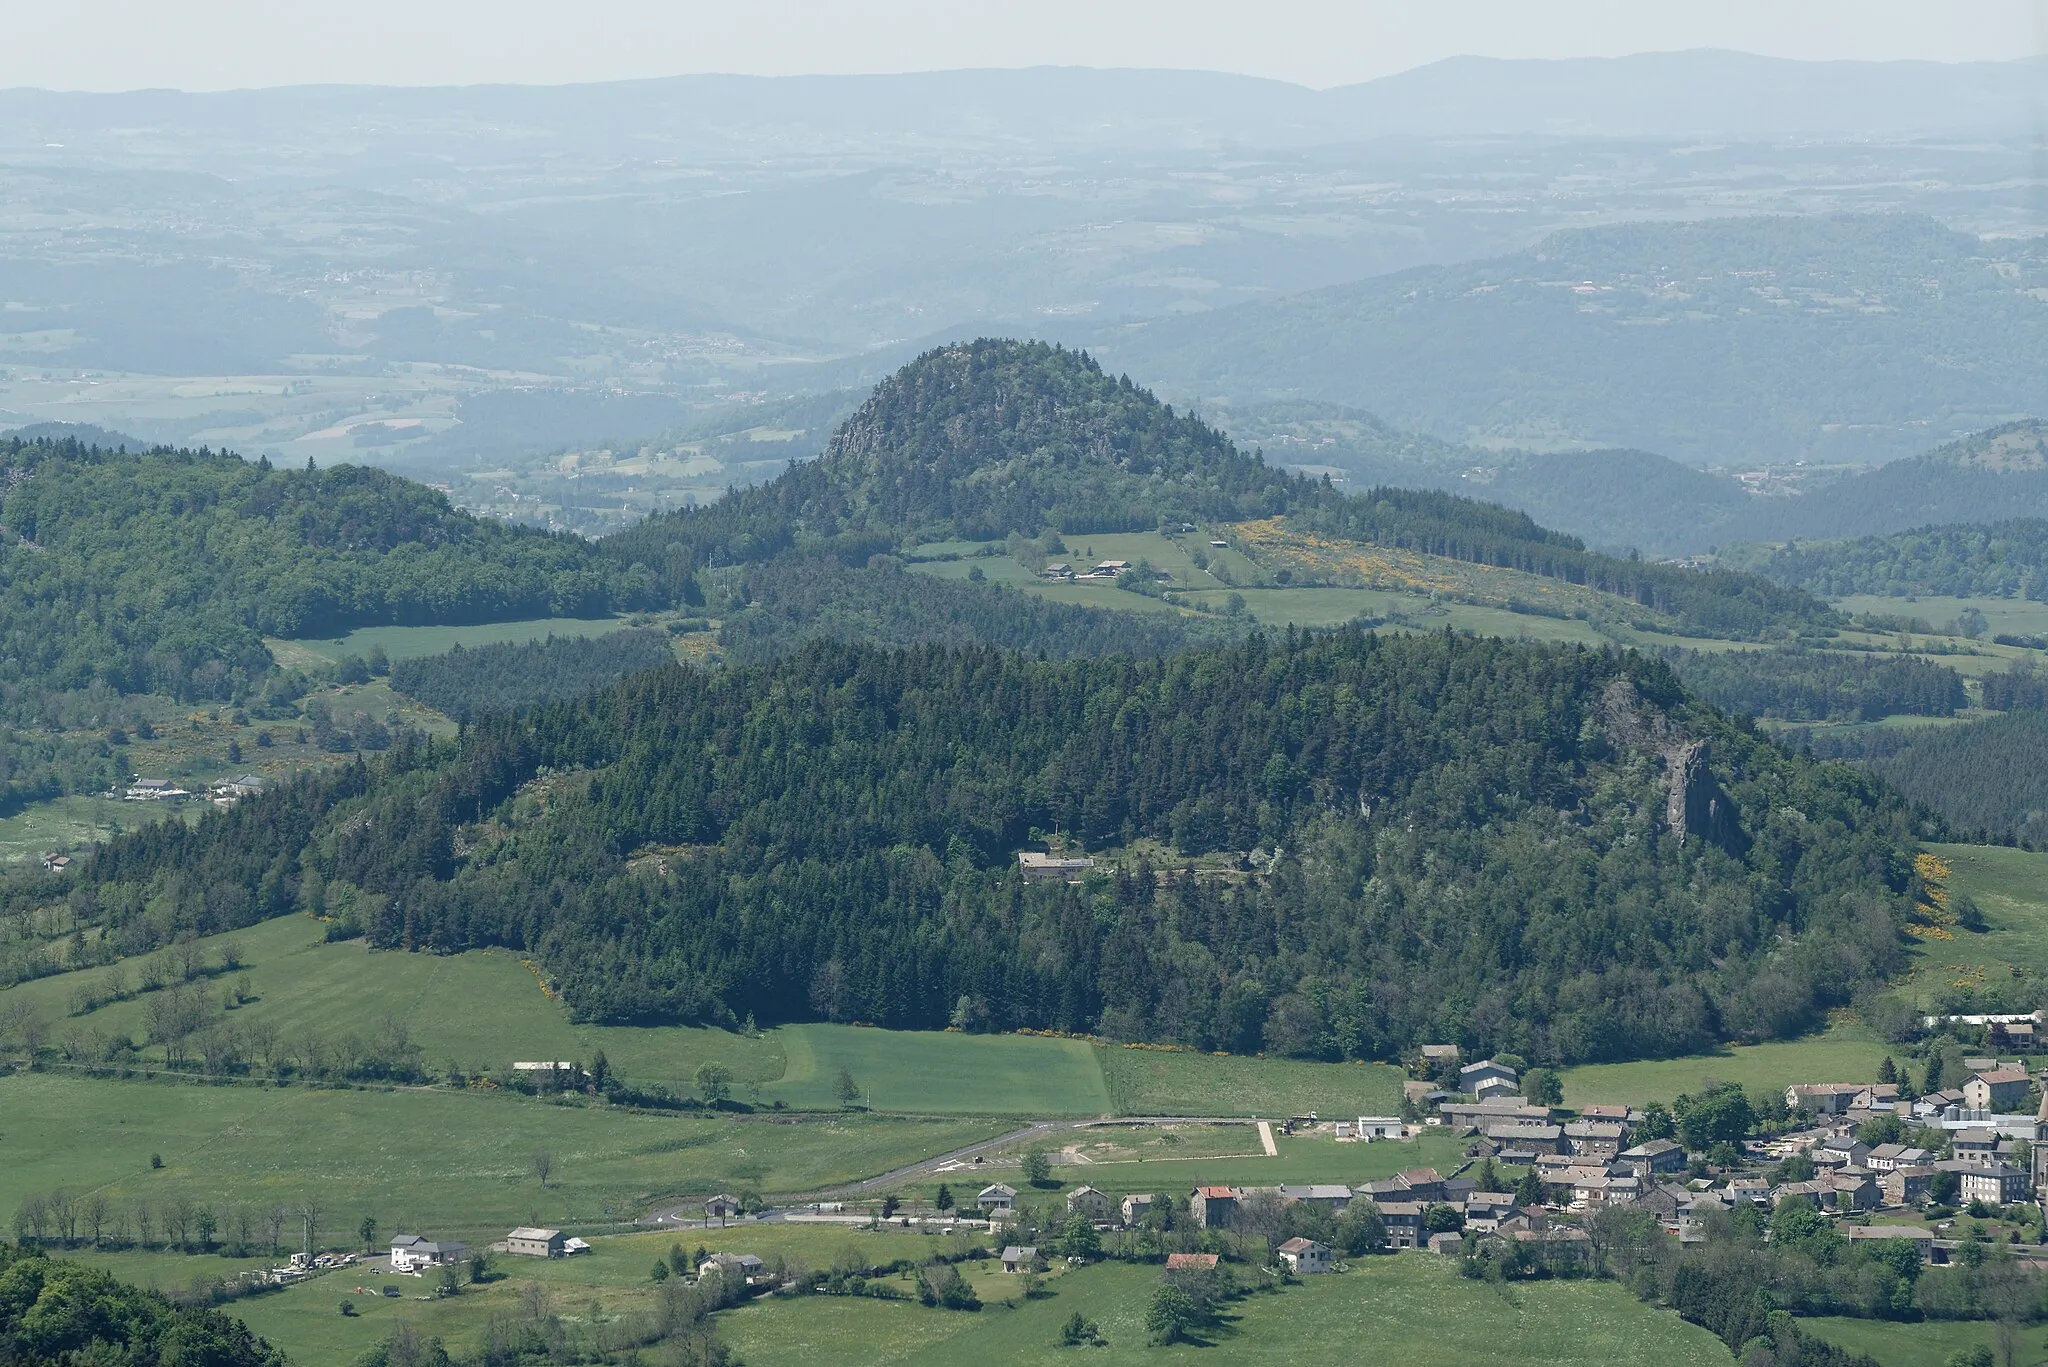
xmin=638 ymin=1115 xmax=1266 ymax=1228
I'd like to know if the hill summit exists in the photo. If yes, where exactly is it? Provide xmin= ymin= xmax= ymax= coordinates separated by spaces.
xmin=788 ymin=337 xmax=1298 ymax=539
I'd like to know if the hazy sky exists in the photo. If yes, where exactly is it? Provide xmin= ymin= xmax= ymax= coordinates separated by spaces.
xmin=7 ymin=0 xmax=2043 ymax=92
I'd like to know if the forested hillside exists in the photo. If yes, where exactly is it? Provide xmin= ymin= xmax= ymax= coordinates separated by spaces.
xmin=1739 ymin=514 xmax=2048 ymax=599
xmin=718 ymin=557 xmax=1242 ymax=664
xmin=1663 ymin=647 xmax=1966 ymax=723
xmin=1793 ymin=711 xmax=2048 ymax=849
xmin=607 ymin=340 xmax=1835 ymax=640
xmin=389 ymin=629 xmax=679 ymax=722
xmin=0 ymin=435 xmax=658 ymax=706
xmin=53 ymin=629 xmax=1919 ymax=1065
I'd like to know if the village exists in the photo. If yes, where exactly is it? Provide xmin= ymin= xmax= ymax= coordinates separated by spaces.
xmin=331 ymin=1033 xmax=2048 ymax=1322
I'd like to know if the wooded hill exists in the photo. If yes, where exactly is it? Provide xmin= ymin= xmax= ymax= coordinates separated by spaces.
xmin=1737 ymin=512 xmax=2048 ymax=600
xmin=0 ymin=435 xmax=660 ymax=706
xmin=604 ymin=339 xmax=1835 ymax=641
xmin=51 ymin=629 xmax=1921 ymax=1065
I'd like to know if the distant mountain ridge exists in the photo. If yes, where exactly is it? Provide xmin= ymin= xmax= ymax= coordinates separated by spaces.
xmin=4 ymin=53 xmax=2041 ymax=164
xmin=1093 ymin=213 xmax=2048 ymax=468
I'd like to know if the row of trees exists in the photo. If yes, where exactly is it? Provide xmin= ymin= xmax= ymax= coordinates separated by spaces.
xmin=13 ymin=1190 xmax=332 ymax=1257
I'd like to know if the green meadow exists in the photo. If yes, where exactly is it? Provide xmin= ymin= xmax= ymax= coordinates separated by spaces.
xmin=67 ymin=1235 xmax=1733 ymax=1367
xmin=1559 ymin=1023 xmax=1893 ymax=1111
xmin=0 ymin=1070 xmax=997 ymax=1244
xmin=721 ymin=1250 xmax=1731 ymax=1367
xmin=1099 ymin=1045 xmax=1403 ymax=1118
xmin=2 ymin=916 xmax=1418 ymax=1123
xmin=1899 ymin=843 xmax=2048 ymax=1004
xmin=270 ymin=616 xmax=642 ymax=667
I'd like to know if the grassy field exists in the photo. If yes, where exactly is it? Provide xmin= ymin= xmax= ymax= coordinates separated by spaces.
xmin=270 ymin=616 xmax=642 ymax=667
xmin=772 ymin=1026 xmax=1112 ymax=1116
xmin=1559 ymin=1023 xmax=1893 ymax=1110
xmin=912 ymin=1125 xmax=1475 ymax=1206
xmin=0 ymin=1071 xmax=999 ymax=1243
xmin=1798 ymin=1315 xmax=2008 ymax=1367
xmin=722 ymin=1251 xmax=1731 ymax=1367
xmin=0 ymin=915 xmax=790 ymax=1097
xmin=1099 ymin=1046 xmax=1403 ymax=1118
xmin=4 ymin=915 xmax=1432 ymax=1122
xmin=1892 ymin=843 xmax=2048 ymax=1007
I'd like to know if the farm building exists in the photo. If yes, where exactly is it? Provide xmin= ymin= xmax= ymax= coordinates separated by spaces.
xmin=705 ymin=1194 xmax=742 ymax=1221
xmin=1017 ymin=851 xmax=1094 ymax=883
xmin=504 ymin=1227 xmax=565 ymax=1258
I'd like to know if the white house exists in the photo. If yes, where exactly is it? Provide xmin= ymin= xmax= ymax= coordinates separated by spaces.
xmin=978 ymin=1183 xmax=1017 ymax=1214
xmin=1277 ymin=1237 xmax=1332 ymax=1274
xmin=390 ymin=1235 xmax=466 ymax=1271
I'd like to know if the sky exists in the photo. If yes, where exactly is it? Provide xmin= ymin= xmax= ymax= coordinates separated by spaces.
xmin=6 ymin=0 xmax=2044 ymax=92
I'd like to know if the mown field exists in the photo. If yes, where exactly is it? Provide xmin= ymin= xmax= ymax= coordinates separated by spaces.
xmin=0 ymin=1070 xmax=997 ymax=1244
xmin=1558 ymin=1023 xmax=1893 ymax=1111
xmin=897 ymin=1123 xmax=1474 ymax=1210
xmin=1098 ymin=1045 xmax=1403 ymax=1118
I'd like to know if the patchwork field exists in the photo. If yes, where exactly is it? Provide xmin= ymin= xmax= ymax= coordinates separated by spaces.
xmin=0 ymin=1071 xmax=998 ymax=1244
xmin=2 ymin=915 xmax=1430 ymax=1123
xmin=1558 ymin=1023 xmax=1893 ymax=1110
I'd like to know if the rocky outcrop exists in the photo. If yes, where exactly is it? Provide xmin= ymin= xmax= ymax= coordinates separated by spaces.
xmin=1601 ymin=678 xmax=1747 ymax=854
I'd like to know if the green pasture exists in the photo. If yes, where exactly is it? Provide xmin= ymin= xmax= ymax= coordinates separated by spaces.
xmin=772 ymin=1025 xmax=1112 ymax=1116
xmin=722 ymin=1250 xmax=1730 ymax=1367
xmin=1099 ymin=1046 xmax=1402 ymax=1119
xmin=9 ymin=915 xmax=1430 ymax=1122
xmin=269 ymin=615 xmax=639 ymax=667
xmin=0 ymin=916 xmax=788 ymax=1097
xmin=1799 ymin=1315 xmax=2007 ymax=1367
xmin=1559 ymin=1023 xmax=1892 ymax=1110
xmin=1898 ymin=843 xmax=2048 ymax=1005
xmin=0 ymin=1071 xmax=997 ymax=1243
xmin=908 ymin=1125 xmax=1474 ymax=1206
xmin=0 ymin=794 xmax=189 ymax=865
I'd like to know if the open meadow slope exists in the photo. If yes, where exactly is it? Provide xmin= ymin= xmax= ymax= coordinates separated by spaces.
xmin=0 ymin=1070 xmax=999 ymax=1244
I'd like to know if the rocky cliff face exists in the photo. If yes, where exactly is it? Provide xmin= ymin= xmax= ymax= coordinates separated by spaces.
xmin=1601 ymin=678 xmax=1746 ymax=854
